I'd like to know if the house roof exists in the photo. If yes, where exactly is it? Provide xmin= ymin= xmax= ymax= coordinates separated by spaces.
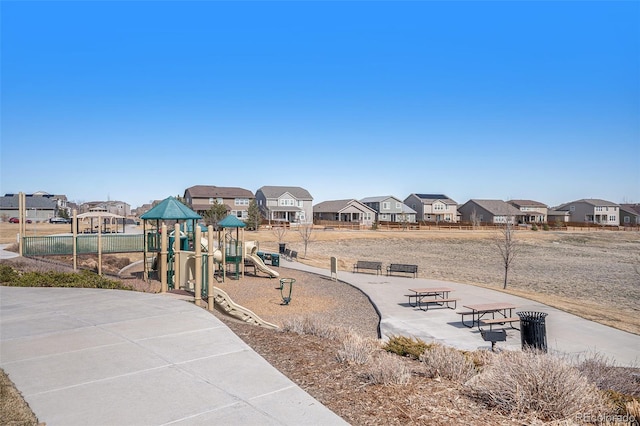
xmin=185 ymin=185 xmax=254 ymax=199
xmin=139 ymin=197 xmax=202 ymax=220
xmin=414 ymin=194 xmax=457 ymax=204
xmin=466 ymin=199 xmax=523 ymax=216
xmin=0 ymin=195 xmax=58 ymax=210
xmin=360 ymin=195 xmax=402 ymax=204
xmin=401 ymin=204 xmax=417 ymax=214
xmin=620 ymin=204 xmax=640 ymax=216
xmin=548 ymin=209 xmax=571 ymax=216
xmin=507 ymin=199 xmax=548 ymax=208
xmin=313 ymin=199 xmax=375 ymax=213
xmin=257 ymin=186 xmax=313 ymax=200
xmin=555 ymin=199 xmax=620 ymax=210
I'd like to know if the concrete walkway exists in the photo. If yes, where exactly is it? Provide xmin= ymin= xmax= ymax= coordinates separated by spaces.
xmin=279 ymin=259 xmax=640 ymax=367
xmin=0 ymin=287 xmax=347 ymax=426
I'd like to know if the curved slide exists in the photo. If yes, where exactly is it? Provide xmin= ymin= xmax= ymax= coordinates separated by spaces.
xmin=245 ymin=241 xmax=279 ymax=278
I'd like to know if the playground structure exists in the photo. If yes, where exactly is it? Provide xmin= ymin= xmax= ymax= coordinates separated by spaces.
xmin=13 ymin=193 xmax=281 ymax=328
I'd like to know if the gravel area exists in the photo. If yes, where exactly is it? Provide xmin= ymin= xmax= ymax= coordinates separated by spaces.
xmin=215 ymin=268 xmax=380 ymax=339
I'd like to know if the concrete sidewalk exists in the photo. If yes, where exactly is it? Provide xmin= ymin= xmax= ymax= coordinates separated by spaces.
xmin=0 ymin=287 xmax=347 ymax=426
xmin=280 ymin=259 xmax=640 ymax=367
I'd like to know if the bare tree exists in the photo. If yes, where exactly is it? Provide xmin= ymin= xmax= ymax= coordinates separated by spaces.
xmin=397 ymin=212 xmax=411 ymax=231
xmin=272 ymin=224 xmax=288 ymax=246
xmin=494 ymin=220 xmax=519 ymax=289
xmin=297 ymin=223 xmax=315 ymax=258
xmin=470 ymin=208 xmax=481 ymax=229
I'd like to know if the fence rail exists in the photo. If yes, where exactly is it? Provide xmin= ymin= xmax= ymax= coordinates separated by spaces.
xmin=23 ymin=234 xmax=145 ymax=256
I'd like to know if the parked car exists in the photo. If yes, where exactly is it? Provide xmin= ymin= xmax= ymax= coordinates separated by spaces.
xmin=9 ymin=217 xmax=32 ymax=223
xmin=49 ymin=217 xmax=71 ymax=224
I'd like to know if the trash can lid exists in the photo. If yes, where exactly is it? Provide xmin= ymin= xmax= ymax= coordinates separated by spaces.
xmin=516 ymin=311 xmax=548 ymax=319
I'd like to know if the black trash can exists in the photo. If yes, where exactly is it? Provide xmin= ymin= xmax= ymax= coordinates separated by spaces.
xmin=279 ymin=243 xmax=286 ymax=254
xmin=517 ymin=311 xmax=548 ymax=353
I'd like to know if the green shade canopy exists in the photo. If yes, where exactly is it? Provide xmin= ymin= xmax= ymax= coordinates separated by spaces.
xmin=140 ymin=197 xmax=202 ymax=220
xmin=218 ymin=214 xmax=246 ymax=228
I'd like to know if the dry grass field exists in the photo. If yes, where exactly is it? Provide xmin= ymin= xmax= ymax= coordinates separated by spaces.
xmin=1 ymin=222 xmax=639 ymax=334
xmin=248 ymin=227 xmax=640 ymax=335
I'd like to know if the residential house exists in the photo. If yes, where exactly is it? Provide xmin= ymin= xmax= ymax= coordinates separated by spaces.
xmin=404 ymin=193 xmax=459 ymax=223
xmin=458 ymin=199 xmax=523 ymax=224
xmin=1 ymin=193 xmax=59 ymax=222
xmin=507 ymin=200 xmax=548 ymax=224
xmin=313 ymin=199 xmax=376 ymax=227
xmin=255 ymin=186 xmax=313 ymax=224
xmin=553 ymin=199 xmax=620 ymax=225
xmin=619 ymin=204 xmax=640 ymax=226
xmin=547 ymin=209 xmax=571 ymax=225
xmin=80 ymin=201 xmax=131 ymax=218
xmin=184 ymin=185 xmax=255 ymax=220
xmin=361 ymin=195 xmax=416 ymax=223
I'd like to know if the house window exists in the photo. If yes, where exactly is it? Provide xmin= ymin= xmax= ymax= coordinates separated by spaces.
xmin=382 ymin=202 xmax=390 ymax=210
xmin=279 ymin=199 xmax=295 ymax=206
xmin=570 ymin=206 xmax=575 ymax=212
xmin=609 ymin=215 xmax=616 ymax=222
xmin=209 ymin=198 xmax=215 ymax=204
xmin=235 ymin=198 xmax=249 ymax=206
xmin=395 ymin=202 xmax=401 ymax=209
xmin=624 ymin=217 xmax=630 ymax=223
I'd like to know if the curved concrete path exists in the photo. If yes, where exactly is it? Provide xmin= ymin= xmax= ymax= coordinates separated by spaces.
xmin=279 ymin=259 xmax=640 ymax=367
xmin=0 ymin=287 xmax=346 ymax=426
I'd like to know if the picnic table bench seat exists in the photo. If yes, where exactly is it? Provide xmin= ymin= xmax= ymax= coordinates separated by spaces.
xmin=353 ymin=260 xmax=382 ymax=275
xmin=387 ymin=263 xmax=418 ymax=278
xmin=480 ymin=317 xmax=520 ymax=330
xmin=405 ymin=294 xmax=458 ymax=310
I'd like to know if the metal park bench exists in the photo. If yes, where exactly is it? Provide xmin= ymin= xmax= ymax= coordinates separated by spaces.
xmin=386 ymin=263 xmax=418 ymax=278
xmin=353 ymin=260 xmax=383 ymax=275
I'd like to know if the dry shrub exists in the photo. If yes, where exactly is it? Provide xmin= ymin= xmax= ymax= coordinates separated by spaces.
xmin=420 ymin=344 xmax=478 ymax=384
xmin=382 ymin=334 xmax=432 ymax=359
xmin=336 ymin=332 xmax=379 ymax=365
xmin=363 ymin=351 xmax=411 ymax=385
xmin=576 ymin=352 xmax=640 ymax=397
xmin=626 ymin=399 xmax=640 ymax=419
xmin=281 ymin=315 xmax=349 ymax=340
xmin=467 ymin=349 xmax=611 ymax=422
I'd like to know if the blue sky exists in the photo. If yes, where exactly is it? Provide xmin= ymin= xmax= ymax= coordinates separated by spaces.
xmin=2 ymin=1 xmax=638 ymax=209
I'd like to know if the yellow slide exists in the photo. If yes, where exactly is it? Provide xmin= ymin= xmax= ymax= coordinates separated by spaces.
xmin=245 ymin=241 xmax=280 ymax=278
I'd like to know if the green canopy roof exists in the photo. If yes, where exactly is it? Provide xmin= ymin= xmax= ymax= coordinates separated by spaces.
xmin=218 ymin=214 xmax=246 ymax=228
xmin=140 ymin=197 xmax=202 ymax=220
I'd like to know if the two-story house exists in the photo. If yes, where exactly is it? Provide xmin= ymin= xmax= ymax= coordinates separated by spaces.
xmin=620 ymin=204 xmax=640 ymax=226
xmin=458 ymin=199 xmax=523 ymax=224
xmin=404 ymin=193 xmax=459 ymax=223
xmin=552 ymin=199 xmax=620 ymax=225
xmin=360 ymin=196 xmax=416 ymax=223
xmin=313 ymin=199 xmax=376 ymax=227
xmin=255 ymin=186 xmax=313 ymax=224
xmin=184 ymin=185 xmax=255 ymax=219
xmin=0 ymin=193 xmax=59 ymax=222
xmin=507 ymin=200 xmax=548 ymax=224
